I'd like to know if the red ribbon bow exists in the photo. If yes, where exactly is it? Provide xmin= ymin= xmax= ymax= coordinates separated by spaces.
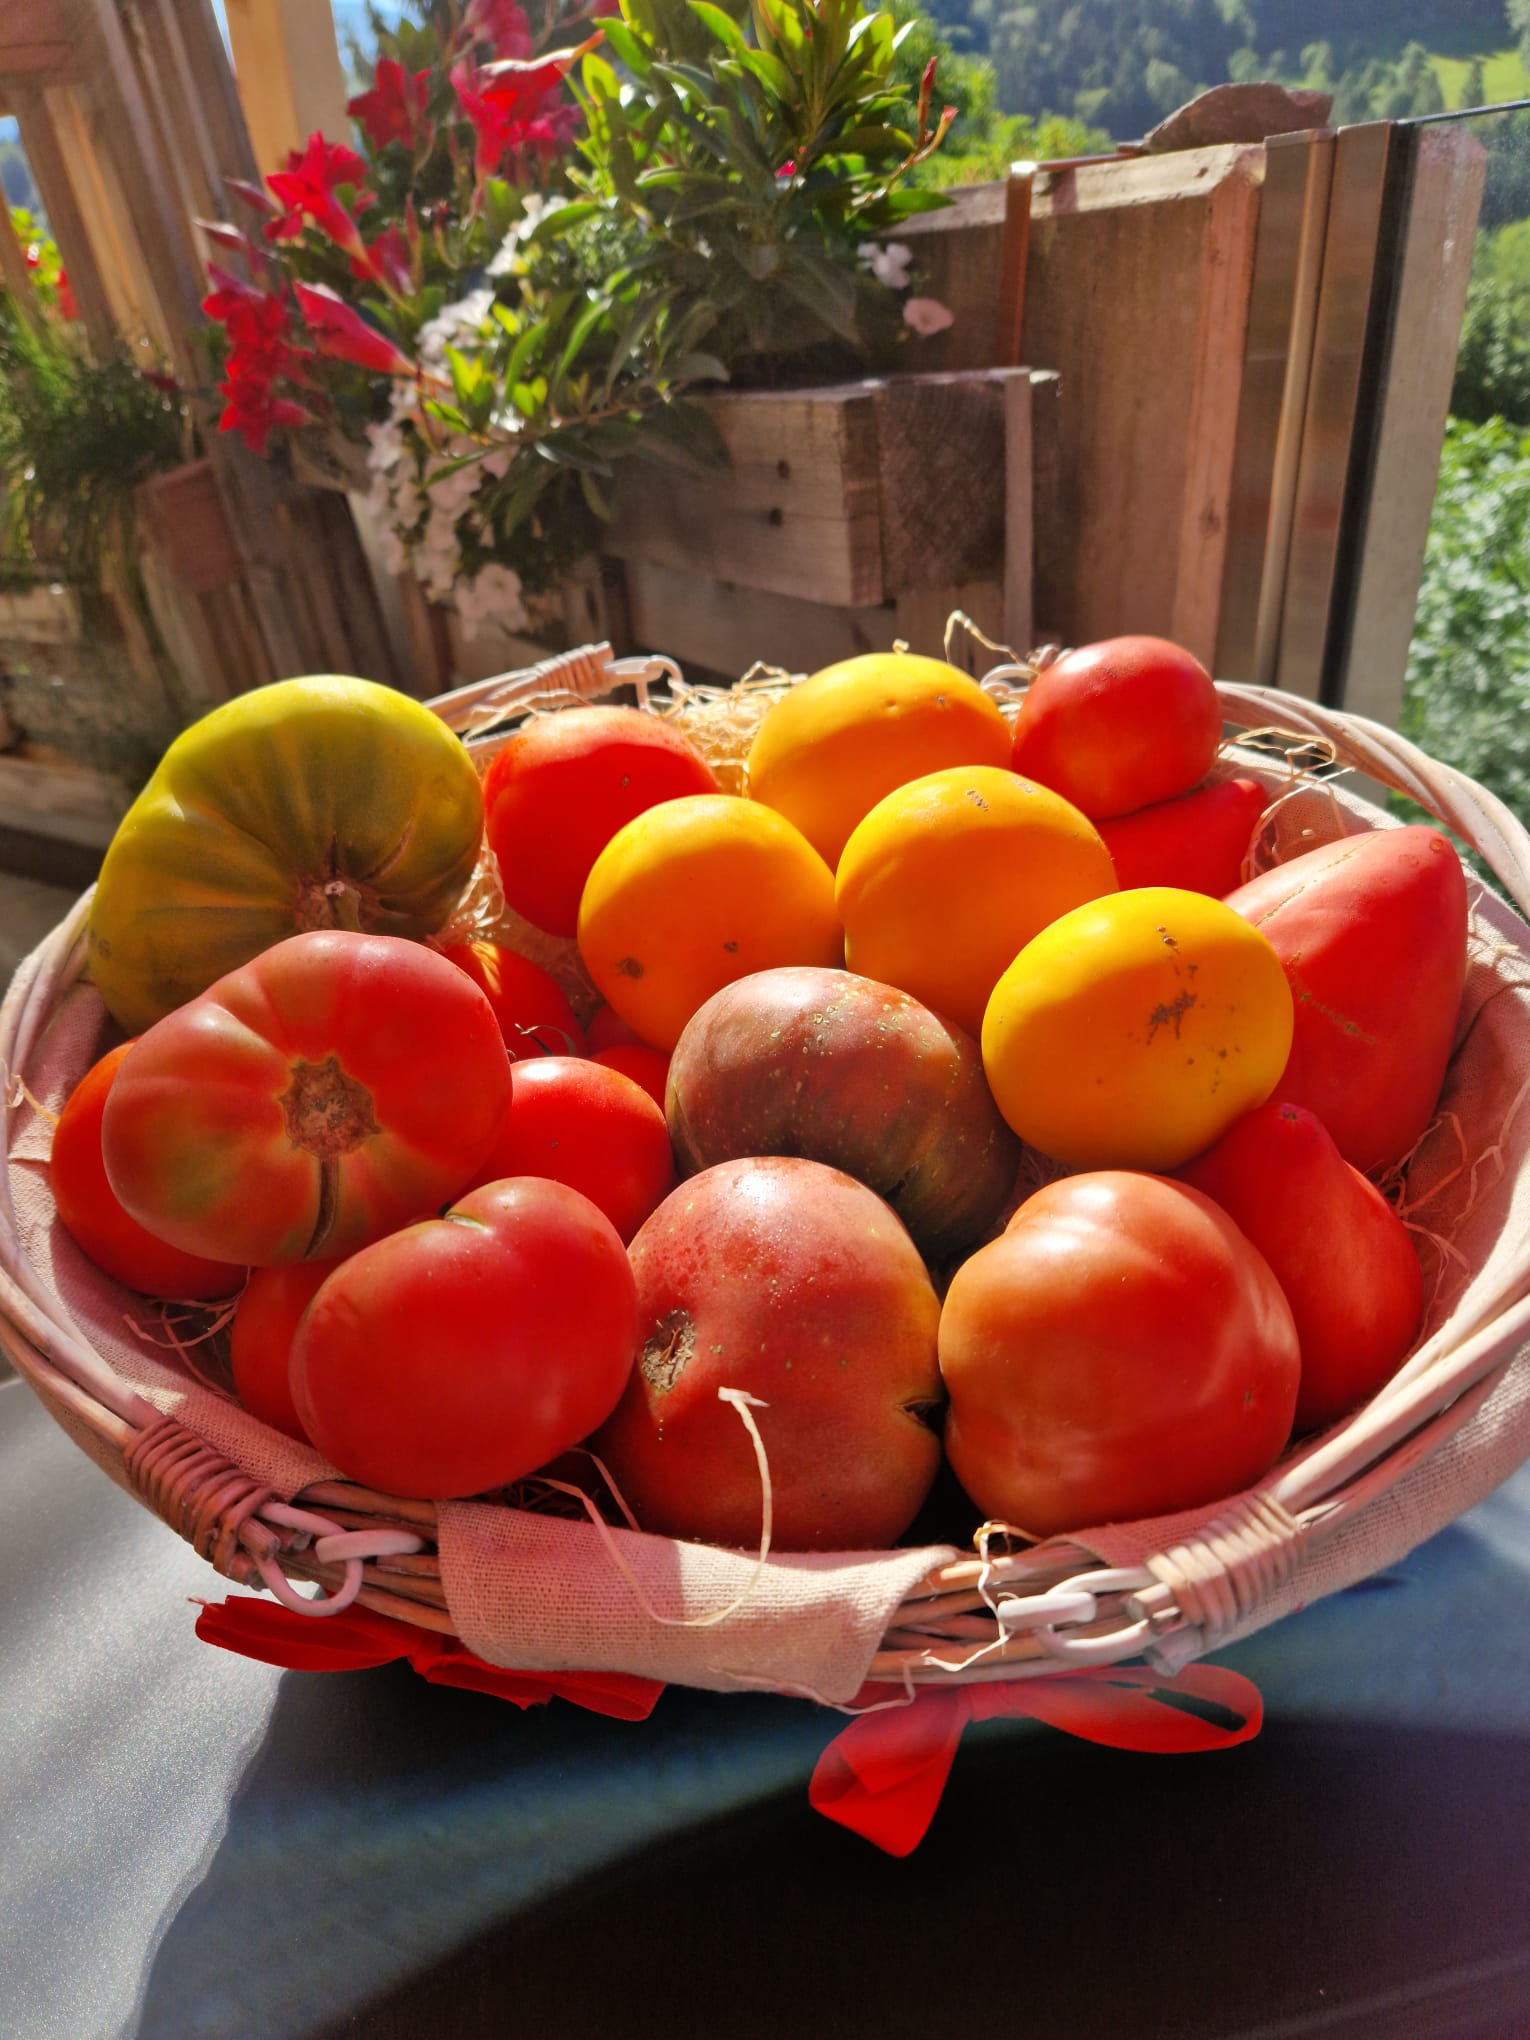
xmin=194 ymin=1595 xmax=664 ymax=1722
xmin=810 ymin=1664 xmax=1264 ymax=1856
xmin=195 ymin=1599 xmax=1260 ymax=1855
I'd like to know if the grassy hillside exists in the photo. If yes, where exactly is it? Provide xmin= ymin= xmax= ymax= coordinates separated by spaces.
xmin=1432 ymin=48 xmax=1530 ymax=108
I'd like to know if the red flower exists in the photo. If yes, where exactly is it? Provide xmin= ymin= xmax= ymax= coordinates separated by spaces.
xmin=265 ymin=132 xmax=375 ymax=258
xmin=351 ymin=221 xmax=414 ymax=296
xmin=217 ymin=381 xmax=315 ymax=455
xmin=451 ymin=40 xmax=597 ymax=184
xmin=196 ymin=217 xmax=260 ymax=261
xmin=348 ymin=57 xmax=433 ymax=153
xmin=465 ymin=0 xmax=534 ymax=59
xmin=225 ymin=176 xmax=278 ymax=216
xmin=203 ymin=269 xmax=317 ymax=453
xmin=57 ymin=270 xmax=77 ymax=322
xmin=293 ymin=282 xmax=416 ymax=376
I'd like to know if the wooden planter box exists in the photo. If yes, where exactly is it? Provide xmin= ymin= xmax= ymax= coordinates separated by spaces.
xmin=603 ymin=365 xmax=1051 ymax=680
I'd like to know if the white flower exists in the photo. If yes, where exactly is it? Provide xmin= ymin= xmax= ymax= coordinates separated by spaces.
xmin=457 ymin=562 xmax=527 ymax=641
xmin=487 ymin=192 xmax=553 ymax=276
xmin=858 ymin=240 xmax=913 ymax=291
xmin=902 ymin=296 xmax=955 ymax=337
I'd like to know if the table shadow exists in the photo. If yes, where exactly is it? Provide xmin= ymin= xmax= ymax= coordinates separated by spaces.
xmin=129 ymin=1514 xmax=1530 ymax=2040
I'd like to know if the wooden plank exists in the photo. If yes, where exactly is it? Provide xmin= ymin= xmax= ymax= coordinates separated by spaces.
xmin=1002 ymin=372 xmax=1033 ymax=656
xmin=129 ymin=0 xmax=225 ymax=233
xmin=622 ymin=556 xmax=897 ymax=679
xmin=872 ymin=369 xmax=1024 ymax=594
xmin=0 ymin=584 xmax=83 ymax=643
xmin=0 ymin=753 xmax=131 ymax=850
xmin=899 ymin=147 xmax=1266 ymax=663
xmin=224 ymin=0 xmax=350 ymax=174
xmin=607 ymin=386 xmax=884 ymax=608
xmin=61 ymin=1 xmax=206 ymax=367
xmin=38 ymin=77 xmax=175 ymax=358
xmin=0 ymin=202 xmax=45 ymax=332
xmin=1029 ymin=368 xmax=1064 ymax=642
xmin=892 ymin=580 xmax=1004 ymax=671
xmin=7 ymin=84 xmax=116 ymax=349
xmin=1214 ymin=128 xmax=1336 ymax=687
xmin=0 ymin=46 xmax=72 ymax=80
xmin=1341 ymin=126 xmax=1486 ymax=726
xmin=0 ymin=0 xmax=68 ymax=44
xmin=1273 ymin=123 xmax=1392 ymax=704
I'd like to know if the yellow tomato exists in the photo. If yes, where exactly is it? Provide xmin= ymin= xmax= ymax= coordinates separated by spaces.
xmin=745 ymin=652 xmax=1012 ymax=867
xmin=577 ymin=794 xmax=842 ymax=1050
xmin=89 ymin=675 xmax=483 ymax=1033
xmin=982 ymin=887 xmax=1295 ymax=1170
xmin=835 ymin=765 xmax=1116 ymax=1038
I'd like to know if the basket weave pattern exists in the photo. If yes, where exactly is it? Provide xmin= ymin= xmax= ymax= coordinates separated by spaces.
xmin=4 ymin=653 xmax=1530 ymax=1703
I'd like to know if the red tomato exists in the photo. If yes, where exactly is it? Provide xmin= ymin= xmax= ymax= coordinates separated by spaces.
xmin=1177 ymin=1101 xmax=1423 ymax=1433
xmin=1011 ymin=635 xmax=1223 ymax=820
xmin=230 ymin=1260 xmax=339 ymax=1442
xmin=290 ymin=1177 xmax=639 ymax=1498
xmin=591 ymin=1043 xmax=670 ymax=1109
xmin=939 ymin=1172 xmax=1299 ymax=1536
xmin=1098 ymin=777 xmax=1268 ymax=897
xmin=49 ymin=1042 xmax=245 ymax=1299
xmin=1225 ymin=825 xmax=1468 ymax=1175
xmin=467 ymin=1055 xmax=674 ymax=1242
xmin=586 ymin=1003 xmax=643 ymax=1052
xmin=483 ymin=704 xmax=718 ymax=937
xmin=102 ymin=931 xmax=512 ymax=1266
xmin=439 ymin=939 xmax=586 ymax=1057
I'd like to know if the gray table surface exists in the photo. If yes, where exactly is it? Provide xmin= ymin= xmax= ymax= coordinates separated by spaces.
xmin=6 ymin=1366 xmax=1530 ymax=2040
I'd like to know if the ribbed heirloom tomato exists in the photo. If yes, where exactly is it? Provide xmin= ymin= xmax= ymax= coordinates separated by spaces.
xmin=940 ymin=1172 xmax=1300 ymax=1537
xmin=101 ymin=930 xmax=512 ymax=1266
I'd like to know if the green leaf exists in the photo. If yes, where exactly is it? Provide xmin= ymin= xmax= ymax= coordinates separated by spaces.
xmin=507 ymin=319 xmax=548 ymax=383
xmin=554 ymin=295 xmax=612 ymax=385
xmin=734 ymin=46 xmax=796 ymax=102
xmin=580 ymin=468 xmax=613 ymax=519
xmin=599 ymin=18 xmax=653 ymax=74
xmin=423 ymin=400 xmax=468 ymax=431
xmin=582 ymin=51 xmax=622 ymax=103
xmin=689 ymin=1 xmax=749 ymax=55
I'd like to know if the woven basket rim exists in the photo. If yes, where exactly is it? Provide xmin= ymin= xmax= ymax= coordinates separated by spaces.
xmin=5 ymin=653 xmax=1530 ymax=1691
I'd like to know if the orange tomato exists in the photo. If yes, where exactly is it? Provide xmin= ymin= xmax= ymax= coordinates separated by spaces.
xmin=834 ymin=765 xmax=1115 ymax=1036
xmin=577 ymin=794 xmax=842 ymax=1050
xmin=746 ymin=652 xmax=1013 ymax=868
xmin=982 ymin=886 xmax=1294 ymax=1170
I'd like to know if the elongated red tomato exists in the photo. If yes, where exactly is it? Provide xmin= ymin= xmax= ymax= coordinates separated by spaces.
xmin=101 ymin=930 xmax=512 ymax=1266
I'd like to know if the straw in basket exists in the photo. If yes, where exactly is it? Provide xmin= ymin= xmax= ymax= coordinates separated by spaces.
xmin=5 ymin=642 xmax=1530 ymax=1850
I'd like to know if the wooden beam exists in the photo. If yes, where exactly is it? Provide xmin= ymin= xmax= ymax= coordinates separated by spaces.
xmin=7 ymin=83 xmax=117 ymax=350
xmin=224 ymin=0 xmax=350 ymax=174
xmin=60 ymin=0 xmax=207 ymax=374
xmin=608 ymin=385 xmax=885 ymax=609
xmin=0 ymin=202 xmax=46 ymax=333
xmin=1341 ymin=125 xmax=1487 ymax=725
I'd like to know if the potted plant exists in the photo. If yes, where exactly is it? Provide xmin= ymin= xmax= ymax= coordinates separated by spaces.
xmin=198 ymin=0 xmax=963 ymax=676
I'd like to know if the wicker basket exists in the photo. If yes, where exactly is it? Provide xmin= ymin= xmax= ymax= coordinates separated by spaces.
xmin=5 ymin=645 xmax=1530 ymax=1704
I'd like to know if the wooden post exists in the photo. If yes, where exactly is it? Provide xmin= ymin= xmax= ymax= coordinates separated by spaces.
xmin=6 ymin=84 xmax=117 ymax=350
xmin=0 ymin=202 xmax=46 ymax=333
xmin=1340 ymin=126 xmax=1486 ymax=726
xmin=223 ymin=0 xmax=350 ymax=174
